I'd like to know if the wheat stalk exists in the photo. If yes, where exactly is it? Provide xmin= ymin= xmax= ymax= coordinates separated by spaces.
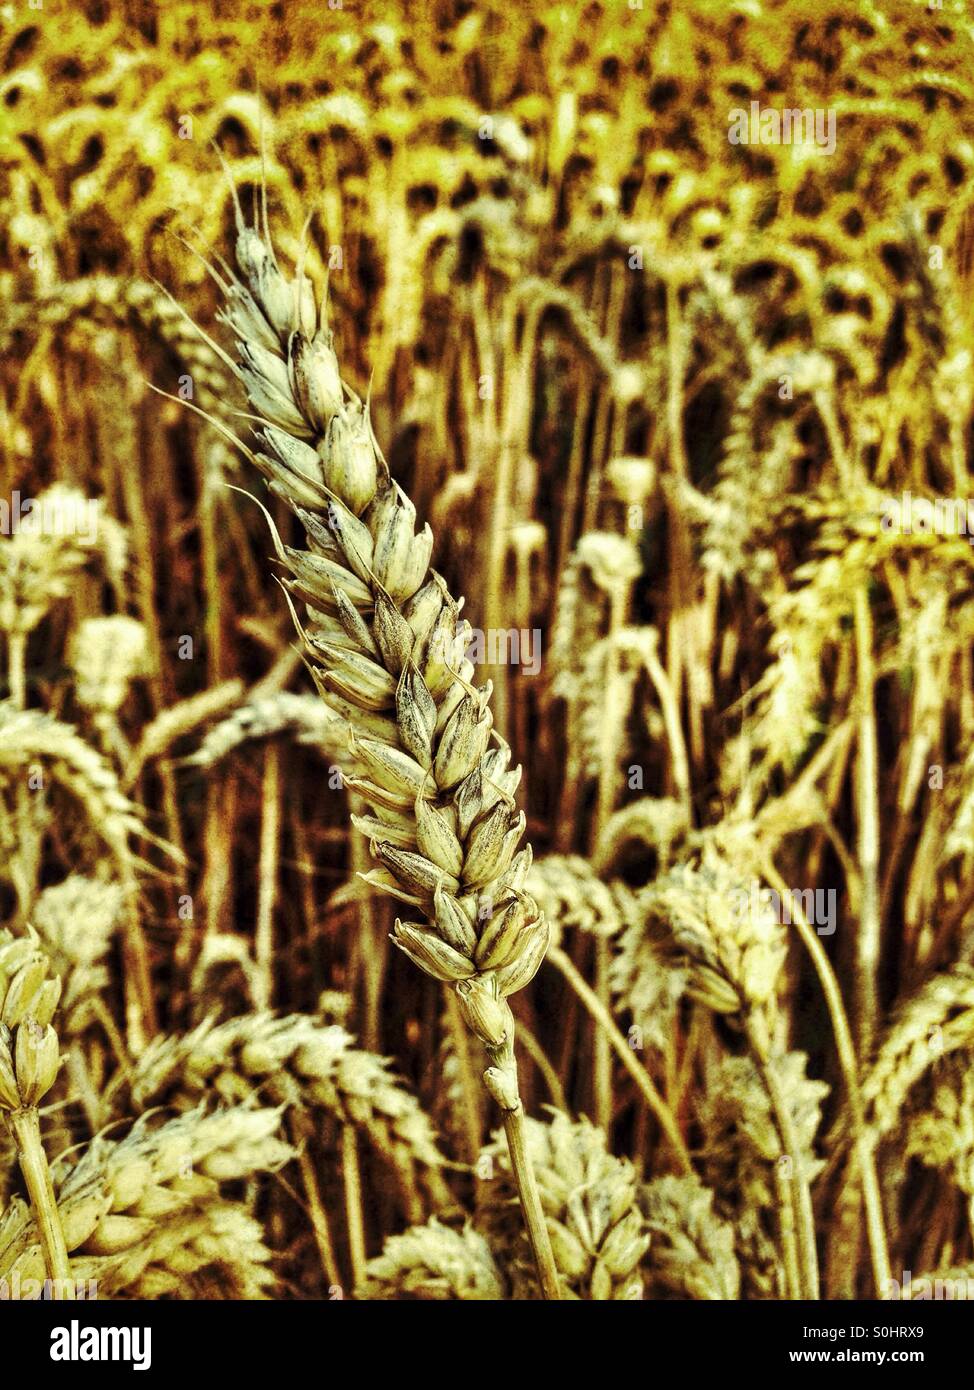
xmin=171 ymin=174 xmax=561 ymax=1295
xmin=645 ymin=850 xmax=822 ymax=1298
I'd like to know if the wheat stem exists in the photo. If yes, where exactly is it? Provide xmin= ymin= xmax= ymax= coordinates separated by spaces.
xmin=292 ymin=1118 xmax=342 ymax=1290
xmin=255 ymin=743 xmax=281 ymax=1012
xmin=9 ymin=1108 xmax=73 ymax=1297
xmin=342 ymin=1125 xmax=367 ymax=1290
xmin=500 ymin=1091 xmax=562 ymax=1300
xmin=854 ymin=584 xmax=881 ymax=1061
xmin=763 ymin=858 xmax=891 ymax=1297
xmin=772 ymin=1154 xmax=803 ymax=1301
xmin=547 ymin=943 xmax=692 ymax=1174
xmin=444 ymin=988 xmax=483 ymax=1164
xmin=745 ymin=1020 xmax=819 ymax=1299
xmin=6 ymin=630 xmax=26 ymax=709
xmin=516 ymin=1016 xmax=568 ymax=1111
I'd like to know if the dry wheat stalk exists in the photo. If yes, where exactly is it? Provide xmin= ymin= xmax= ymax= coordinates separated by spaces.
xmin=120 ymin=1012 xmax=456 ymax=1220
xmin=360 ymin=1217 xmax=504 ymax=1301
xmin=173 ymin=174 xmax=559 ymax=1295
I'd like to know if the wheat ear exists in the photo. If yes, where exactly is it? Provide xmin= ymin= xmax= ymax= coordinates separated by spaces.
xmin=478 ymin=1111 xmax=649 ymax=1300
xmin=361 ymin=1218 xmax=504 ymax=1301
xmin=185 ymin=177 xmax=560 ymax=1296
xmin=1 ymin=1104 xmax=292 ymax=1298
xmin=121 ymin=1012 xmax=458 ymax=1220
xmin=0 ymin=932 xmax=69 ymax=1295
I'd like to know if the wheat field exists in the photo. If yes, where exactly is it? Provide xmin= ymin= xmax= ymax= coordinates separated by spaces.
xmin=2 ymin=0 xmax=974 ymax=1304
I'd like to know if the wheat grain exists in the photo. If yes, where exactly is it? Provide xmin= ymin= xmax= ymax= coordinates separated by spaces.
xmin=642 ymin=848 xmax=787 ymax=1022
xmin=906 ymin=1053 xmax=974 ymax=1196
xmin=593 ymin=796 xmax=689 ymax=876
xmin=0 ymin=277 xmax=230 ymax=402
xmin=0 ymin=486 xmax=127 ymax=649
xmin=186 ymin=691 xmax=349 ymax=770
xmin=105 ymin=1202 xmax=278 ymax=1300
xmin=697 ymin=1050 xmax=828 ymax=1300
xmin=0 ymin=927 xmax=62 ymax=1112
xmin=0 ymin=704 xmax=146 ymax=862
xmin=525 ymin=854 xmax=635 ymax=948
xmin=697 ymin=1030 xmax=824 ymax=1301
xmin=123 ymin=678 xmax=245 ymax=788
xmin=0 ymin=932 xmax=69 ymax=1290
xmin=67 ymin=616 xmax=148 ymax=716
xmin=550 ymin=534 xmax=642 ymax=706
